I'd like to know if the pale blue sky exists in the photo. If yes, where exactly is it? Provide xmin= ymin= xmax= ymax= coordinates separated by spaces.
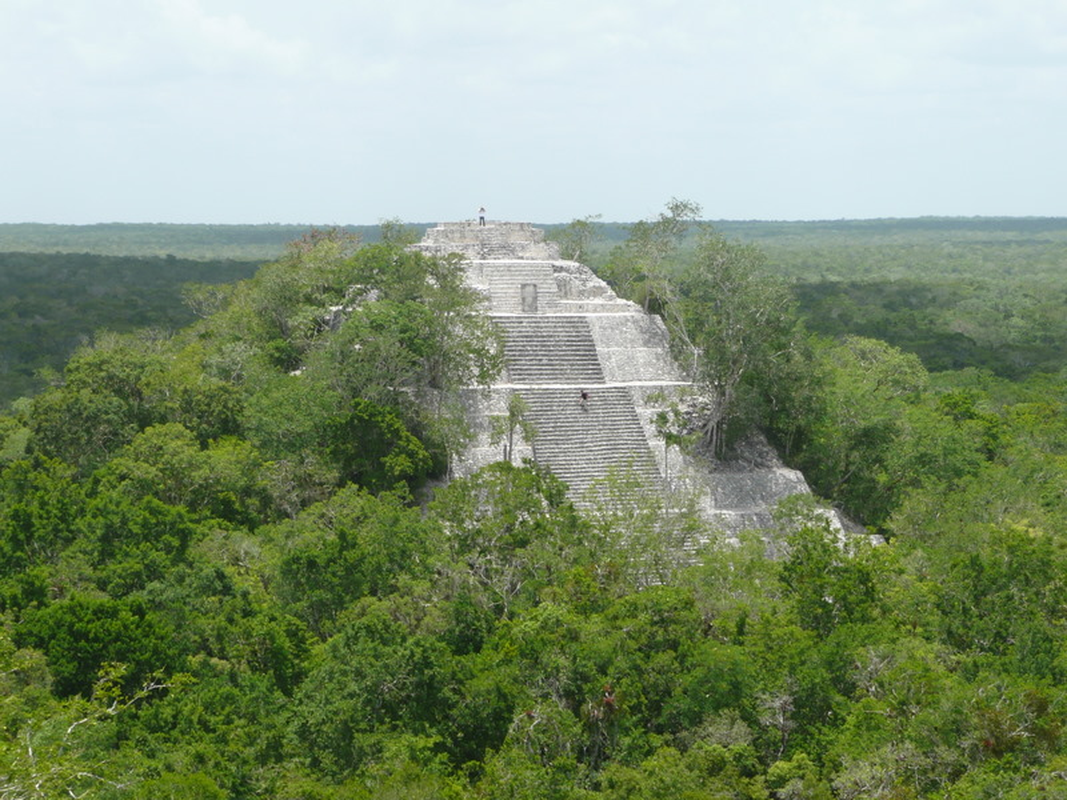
xmin=2 ymin=0 xmax=1065 ymax=224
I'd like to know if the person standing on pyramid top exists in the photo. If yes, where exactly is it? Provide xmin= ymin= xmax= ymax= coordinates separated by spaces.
xmin=478 ymin=207 xmax=486 ymax=226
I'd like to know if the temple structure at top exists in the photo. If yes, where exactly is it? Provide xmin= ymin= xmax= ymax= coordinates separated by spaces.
xmin=412 ymin=219 xmax=818 ymax=538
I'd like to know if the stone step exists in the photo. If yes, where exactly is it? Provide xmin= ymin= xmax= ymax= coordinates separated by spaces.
xmin=517 ymin=386 xmax=662 ymax=497
xmin=495 ymin=316 xmax=606 ymax=385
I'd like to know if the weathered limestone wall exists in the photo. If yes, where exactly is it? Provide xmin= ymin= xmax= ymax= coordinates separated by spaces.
xmin=587 ymin=314 xmax=686 ymax=384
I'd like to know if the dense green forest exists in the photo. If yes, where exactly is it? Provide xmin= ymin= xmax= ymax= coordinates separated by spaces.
xmin=1 ymin=217 xmax=1066 ymax=797
xmin=752 ymin=218 xmax=1067 ymax=381
xmin=0 ymin=224 xmax=403 ymax=260
xmin=0 ymin=253 xmax=262 ymax=405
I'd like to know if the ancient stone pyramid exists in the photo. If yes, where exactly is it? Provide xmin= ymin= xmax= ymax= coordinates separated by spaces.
xmin=412 ymin=220 xmax=817 ymax=537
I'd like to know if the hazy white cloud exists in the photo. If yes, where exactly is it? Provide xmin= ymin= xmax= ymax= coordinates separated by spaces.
xmin=2 ymin=0 xmax=1065 ymax=223
xmin=157 ymin=0 xmax=308 ymax=76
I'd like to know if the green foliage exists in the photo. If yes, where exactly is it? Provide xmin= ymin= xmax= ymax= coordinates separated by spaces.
xmin=14 ymin=594 xmax=181 ymax=697
xmin=288 ymin=605 xmax=460 ymax=780
xmin=752 ymin=219 xmax=1067 ymax=382
xmin=779 ymin=522 xmax=878 ymax=637
xmin=548 ymin=214 xmax=604 ymax=263
xmin=198 ymin=234 xmax=501 ymax=482
xmin=0 ymin=250 xmax=260 ymax=406
xmin=932 ymin=525 xmax=1067 ymax=678
xmin=141 ymin=352 xmax=245 ymax=444
xmin=489 ymin=392 xmax=537 ymax=464
xmin=0 ymin=221 xmax=410 ymax=258
xmin=582 ymin=466 xmax=709 ymax=591
xmin=121 ymin=657 xmax=289 ymax=795
xmin=327 ymin=399 xmax=432 ymax=493
xmin=29 ymin=386 xmax=141 ymax=474
xmin=597 ymin=204 xmax=804 ymax=455
xmin=778 ymin=336 xmax=987 ymax=528
xmin=267 ymin=485 xmax=434 ymax=637
xmin=0 ymin=657 xmax=178 ymax=799
xmin=25 ymin=331 xmax=246 ymax=474
xmin=0 ymin=411 xmax=30 ymax=463
xmin=79 ymin=492 xmax=204 ymax=596
xmin=667 ymin=230 xmax=801 ymax=453
xmin=97 ymin=422 xmax=272 ymax=527
xmin=0 ymin=456 xmax=85 ymax=579
xmin=429 ymin=462 xmax=587 ymax=618
xmin=133 ymin=773 xmax=228 ymax=800
xmin=600 ymin=198 xmax=702 ymax=312
xmin=242 ymin=372 xmax=341 ymax=459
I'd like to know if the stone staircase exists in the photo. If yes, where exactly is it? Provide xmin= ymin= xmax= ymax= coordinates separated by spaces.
xmin=493 ymin=312 xmax=663 ymax=498
xmin=495 ymin=316 xmax=604 ymax=384
xmin=518 ymin=386 xmax=662 ymax=498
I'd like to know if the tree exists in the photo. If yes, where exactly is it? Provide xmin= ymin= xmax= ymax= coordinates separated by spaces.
xmin=242 ymin=372 xmax=343 ymax=514
xmin=582 ymin=465 xmax=708 ymax=592
xmin=309 ymin=300 xmax=433 ymax=409
xmin=119 ymin=656 xmax=289 ymax=796
xmin=79 ymin=491 xmax=204 ymax=596
xmin=96 ymin=422 xmax=273 ymax=528
xmin=0 ymin=409 xmax=30 ymax=464
xmin=649 ymin=389 xmax=699 ymax=488
xmin=933 ymin=524 xmax=1067 ymax=677
xmin=26 ymin=332 xmax=171 ymax=473
xmin=267 ymin=485 xmax=434 ymax=636
xmin=489 ymin=392 xmax=536 ymax=465
xmin=190 ymin=230 xmax=501 ymax=485
xmin=684 ymin=530 xmax=782 ymax=644
xmin=549 ymin=214 xmax=603 ymax=263
xmin=29 ymin=387 xmax=140 ymax=474
xmin=601 ymin=198 xmax=702 ymax=312
xmin=0 ymin=456 xmax=85 ymax=579
xmin=300 ymin=248 xmax=503 ymax=470
xmin=0 ymin=658 xmax=176 ymax=800
xmin=140 ymin=345 xmax=245 ymax=444
xmin=241 ymin=227 xmax=363 ymax=367
xmin=327 ymin=399 xmax=432 ymax=493
xmin=429 ymin=462 xmax=587 ymax=619
xmin=14 ymin=595 xmax=181 ymax=697
xmin=287 ymin=605 xmax=460 ymax=780
xmin=778 ymin=518 xmax=877 ymax=638
xmin=786 ymin=336 xmax=985 ymax=527
xmin=665 ymin=230 xmax=801 ymax=456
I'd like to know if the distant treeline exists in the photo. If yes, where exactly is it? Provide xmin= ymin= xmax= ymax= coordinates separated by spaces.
xmin=6 ymin=217 xmax=1067 ymax=260
xmin=716 ymin=215 xmax=1067 ymax=241
xmin=563 ymin=215 xmax=1067 ymax=250
xmin=753 ymin=226 xmax=1067 ymax=380
xmin=0 ymin=223 xmax=427 ymax=260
